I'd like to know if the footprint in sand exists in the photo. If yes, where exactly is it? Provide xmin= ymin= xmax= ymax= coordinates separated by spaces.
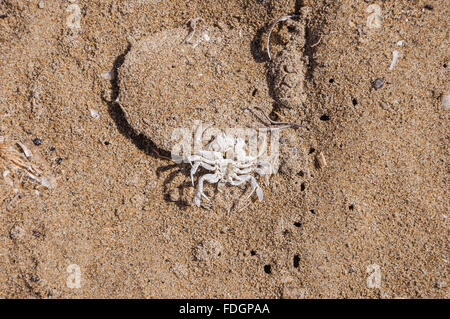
xmin=117 ymin=23 xmax=274 ymax=153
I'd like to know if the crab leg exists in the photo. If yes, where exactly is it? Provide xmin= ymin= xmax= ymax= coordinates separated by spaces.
xmin=188 ymin=155 xmax=216 ymax=166
xmin=228 ymin=174 xmax=246 ymax=186
xmin=247 ymin=175 xmax=264 ymax=201
xmin=232 ymin=174 xmax=264 ymax=202
xmin=233 ymin=167 xmax=254 ymax=175
xmin=194 ymin=173 xmax=219 ymax=207
xmin=190 ymin=161 xmax=215 ymax=186
xmin=253 ymin=167 xmax=270 ymax=185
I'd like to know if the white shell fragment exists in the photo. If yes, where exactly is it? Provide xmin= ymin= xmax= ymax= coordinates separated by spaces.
xmin=0 ymin=137 xmax=57 ymax=190
xmin=442 ymin=93 xmax=450 ymax=110
xmin=101 ymin=70 xmax=115 ymax=81
xmin=366 ymin=4 xmax=382 ymax=29
xmin=2 ymin=169 xmax=13 ymax=186
xmin=66 ymin=3 xmax=81 ymax=31
xmin=90 ymin=109 xmax=100 ymax=119
xmin=389 ymin=50 xmax=399 ymax=71
xmin=16 ymin=142 xmax=32 ymax=158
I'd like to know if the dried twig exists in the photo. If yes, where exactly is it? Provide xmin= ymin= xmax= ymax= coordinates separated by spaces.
xmin=245 ymin=107 xmax=302 ymax=129
xmin=266 ymin=14 xmax=298 ymax=61
xmin=310 ymin=34 xmax=323 ymax=48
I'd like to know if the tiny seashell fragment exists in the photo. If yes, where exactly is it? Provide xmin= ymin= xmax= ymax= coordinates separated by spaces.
xmin=16 ymin=142 xmax=32 ymax=158
xmin=366 ymin=4 xmax=382 ymax=29
xmin=66 ymin=3 xmax=81 ymax=30
xmin=442 ymin=93 xmax=450 ymax=110
xmin=90 ymin=109 xmax=100 ymax=119
xmin=315 ymin=151 xmax=327 ymax=169
xmin=389 ymin=50 xmax=399 ymax=71
xmin=3 ymin=169 xmax=13 ymax=186
xmin=0 ymin=137 xmax=56 ymax=190
xmin=101 ymin=70 xmax=115 ymax=81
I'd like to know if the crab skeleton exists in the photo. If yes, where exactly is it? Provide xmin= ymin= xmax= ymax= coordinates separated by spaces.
xmin=187 ymin=132 xmax=273 ymax=207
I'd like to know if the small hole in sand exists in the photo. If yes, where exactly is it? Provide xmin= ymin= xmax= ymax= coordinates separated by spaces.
xmin=310 ymin=209 xmax=316 ymax=214
xmin=250 ymin=250 xmax=256 ymax=256
xmin=287 ymin=25 xmax=296 ymax=33
xmin=352 ymin=98 xmax=358 ymax=106
xmin=269 ymin=110 xmax=280 ymax=122
xmin=300 ymin=183 xmax=305 ymax=191
xmin=293 ymin=222 xmax=302 ymax=227
xmin=264 ymin=265 xmax=272 ymax=274
xmin=252 ymin=88 xmax=258 ymax=97
xmin=297 ymin=170 xmax=305 ymax=177
xmin=309 ymin=148 xmax=315 ymax=154
xmin=349 ymin=204 xmax=354 ymax=211
xmin=329 ymin=78 xmax=334 ymax=83
xmin=293 ymin=255 xmax=300 ymax=268
xmin=320 ymin=114 xmax=330 ymax=121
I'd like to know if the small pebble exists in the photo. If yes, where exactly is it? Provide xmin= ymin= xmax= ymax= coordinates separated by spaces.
xmin=33 ymin=138 xmax=42 ymax=146
xmin=441 ymin=93 xmax=450 ymax=110
xmin=32 ymin=230 xmax=43 ymax=238
xmin=101 ymin=70 xmax=115 ymax=81
xmin=90 ymin=109 xmax=100 ymax=119
xmin=49 ymin=146 xmax=56 ymax=152
xmin=366 ymin=4 xmax=382 ymax=29
xmin=315 ymin=151 xmax=327 ymax=169
xmin=372 ymin=78 xmax=385 ymax=90
xmin=424 ymin=4 xmax=434 ymax=10
xmin=30 ymin=274 xmax=40 ymax=283
xmin=9 ymin=225 xmax=24 ymax=240
xmin=56 ymin=157 xmax=63 ymax=164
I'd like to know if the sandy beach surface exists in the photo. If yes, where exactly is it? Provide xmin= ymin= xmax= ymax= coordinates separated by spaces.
xmin=0 ymin=0 xmax=448 ymax=298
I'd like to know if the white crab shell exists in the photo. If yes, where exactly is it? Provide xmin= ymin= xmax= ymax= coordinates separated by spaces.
xmin=187 ymin=133 xmax=272 ymax=207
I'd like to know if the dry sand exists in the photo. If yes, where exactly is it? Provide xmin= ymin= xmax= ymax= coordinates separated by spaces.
xmin=0 ymin=0 xmax=448 ymax=298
